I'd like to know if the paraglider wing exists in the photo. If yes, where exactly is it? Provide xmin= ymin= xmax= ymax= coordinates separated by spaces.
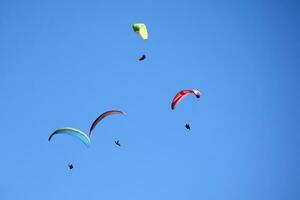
xmin=171 ymin=89 xmax=201 ymax=110
xmin=89 ymin=110 xmax=125 ymax=138
xmin=48 ymin=127 xmax=91 ymax=147
xmin=132 ymin=23 xmax=148 ymax=40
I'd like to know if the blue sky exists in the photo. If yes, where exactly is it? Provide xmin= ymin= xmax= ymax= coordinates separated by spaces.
xmin=0 ymin=0 xmax=299 ymax=199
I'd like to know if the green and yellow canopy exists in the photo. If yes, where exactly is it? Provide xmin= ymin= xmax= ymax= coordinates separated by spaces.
xmin=132 ymin=23 xmax=148 ymax=40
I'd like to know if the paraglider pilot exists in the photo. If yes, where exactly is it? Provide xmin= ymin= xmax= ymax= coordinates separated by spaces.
xmin=68 ymin=164 xmax=74 ymax=170
xmin=185 ymin=124 xmax=191 ymax=130
xmin=139 ymin=54 xmax=146 ymax=61
xmin=115 ymin=140 xmax=121 ymax=146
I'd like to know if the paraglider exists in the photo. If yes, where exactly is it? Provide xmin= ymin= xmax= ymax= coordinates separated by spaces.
xmin=89 ymin=110 xmax=126 ymax=138
xmin=48 ymin=127 xmax=91 ymax=147
xmin=185 ymin=124 xmax=191 ymax=130
xmin=115 ymin=140 xmax=121 ymax=146
xmin=139 ymin=54 xmax=146 ymax=61
xmin=133 ymin=24 xmax=148 ymax=62
xmin=171 ymin=89 xmax=201 ymax=110
xmin=132 ymin=23 xmax=148 ymax=40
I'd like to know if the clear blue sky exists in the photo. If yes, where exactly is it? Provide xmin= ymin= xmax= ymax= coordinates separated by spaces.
xmin=0 ymin=0 xmax=299 ymax=199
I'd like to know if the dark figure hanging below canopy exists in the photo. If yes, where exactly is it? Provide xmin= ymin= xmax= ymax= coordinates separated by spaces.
xmin=139 ymin=54 xmax=146 ymax=61
xmin=115 ymin=140 xmax=121 ymax=146
xmin=185 ymin=124 xmax=191 ymax=130
xmin=68 ymin=164 xmax=74 ymax=170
